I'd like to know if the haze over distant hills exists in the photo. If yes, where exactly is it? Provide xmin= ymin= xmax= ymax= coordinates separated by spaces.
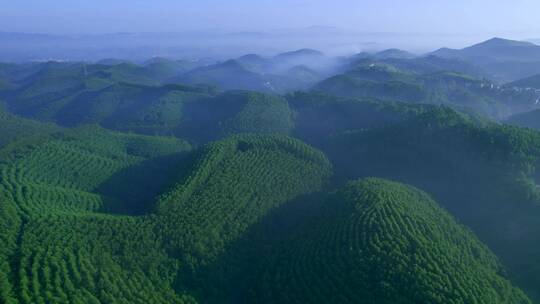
xmin=431 ymin=38 xmax=540 ymax=81
xmin=2 ymin=29 xmax=536 ymax=62
xmin=3 ymin=36 xmax=540 ymax=118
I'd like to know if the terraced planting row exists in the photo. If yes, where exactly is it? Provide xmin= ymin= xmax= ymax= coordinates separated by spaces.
xmin=0 ymin=126 xmax=190 ymax=214
xmin=0 ymin=197 xmax=21 ymax=304
xmin=0 ymin=128 xmax=335 ymax=303
xmin=257 ymin=178 xmax=531 ymax=304
xmin=13 ymin=214 xmax=197 ymax=304
xmin=322 ymin=107 xmax=540 ymax=299
xmin=0 ymin=124 xmax=195 ymax=303
xmin=156 ymin=135 xmax=332 ymax=266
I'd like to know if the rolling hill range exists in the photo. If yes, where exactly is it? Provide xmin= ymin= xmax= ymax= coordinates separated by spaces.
xmin=346 ymin=54 xmax=487 ymax=78
xmin=355 ymin=48 xmax=417 ymax=60
xmin=1 ymin=99 xmax=538 ymax=302
xmin=4 ymin=39 xmax=540 ymax=303
xmin=175 ymin=54 xmax=327 ymax=93
xmin=0 ymin=54 xmax=327 ymax=97
xmin=432 ymin=38 xmax=540 ymax=64
xmin=176 ymin=60 xmax=277 ymax=92
xmin=0 ymin=111 xmax=333 ymax=303
xmin=0 ymin=63 xmax=302 ymax=139
xmin=313 ymin=60 xmax=540 ymax=118
xmin=2 ymin=84 xmax=295 ymax=142
xmin=2 ymin=81 xmax=215 ymax=135
xmin=322 ymin=107 xmax=540 ymax=300
xmin=431 ymin=38 xmax=540 ymax=82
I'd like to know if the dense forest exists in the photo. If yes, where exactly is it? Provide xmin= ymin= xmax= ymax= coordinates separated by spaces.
xmin=2 ymin=37 xmax=540 ymax=303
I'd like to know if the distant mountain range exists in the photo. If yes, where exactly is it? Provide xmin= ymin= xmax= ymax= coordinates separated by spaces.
xmin=0 ymin=30 xmax=367 ymax=61
xmin=352 ymin=37 xmax=540 ymax=83
xmin=431 ymin=38 xmax=540 ymax=63
xmin=3 ymin=29 xmax=538 ymax=63
xmin=5 ymin=37 xmax=540 ymax=117
xmin=430 ymin=38 xmax=540 ymax=81
xmin=355 ymin=48 xmax=417 ymax=60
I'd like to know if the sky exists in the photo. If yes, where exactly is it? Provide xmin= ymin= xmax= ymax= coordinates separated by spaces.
xmin=1 ymin=0 xmax=540 ymax=37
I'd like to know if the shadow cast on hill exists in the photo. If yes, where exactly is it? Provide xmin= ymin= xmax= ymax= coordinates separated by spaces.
xmin=173 ymin=191 xmax=329 ymax=304
xmin=96 ymin=151 xmax=194 ymax=215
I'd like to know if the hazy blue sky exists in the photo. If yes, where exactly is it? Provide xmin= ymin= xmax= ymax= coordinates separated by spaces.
xmin=1 ymin=0 xmax=540 ymax=36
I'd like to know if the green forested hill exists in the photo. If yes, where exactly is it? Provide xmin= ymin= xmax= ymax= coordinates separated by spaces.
xmin=177 ymin=91 xmax=294 ymax=141
xmin=287 ymin=91 xmax=430 ymax=141
xmin=177 ymin=60 xmax=274 ymax=92
xmin=322 ymin=107 xmax=540 ymax=299
xmin=315 ymin=73 xmax=427 ymax=103
xmin=0 ymin=122 xmax=195 ymax=303
xmin=156 ymin=135 xmax=332 ymax=267
xmin=314 ymin=61 xmax=540 ymax=118
xmin=256 ymin=178 xmax=531 ymax=304
xmin=0 ymin=125 xmax=192 ymax=214
xmin=0 ymin=115 xmax=332 ymax=303
xmin=2 ymin=55 xmax=540 ymax=303
xmin=3 ymin=81 xmax=294 ymax=141
xmin=5 ymin=82 xmax=215 ymax=135
xmin=0 ymin=107 xmax=60 ymax=149
xmin=52 ymin=83 xmax=212 ymax=134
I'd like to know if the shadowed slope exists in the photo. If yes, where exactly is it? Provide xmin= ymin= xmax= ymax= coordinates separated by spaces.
xmin=258 ymin=178 xmax=531 ymax=304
